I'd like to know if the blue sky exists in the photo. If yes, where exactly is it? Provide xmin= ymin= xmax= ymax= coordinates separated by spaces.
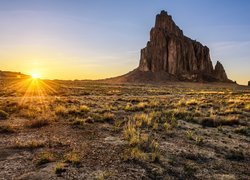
xmin=0 ymin=0 xmax=249 ymax=84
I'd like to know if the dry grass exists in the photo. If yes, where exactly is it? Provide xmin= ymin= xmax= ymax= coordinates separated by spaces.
xmin=25 ymin=118 xmax=50 ymax=128
xmin=35 ymin=151 xmax=55 ymax=165
xmin=0 ymin=110 xmax=9 ymax=120
xmin=0 ymin=80 xmax=249 ymax=179
xmin=13 ymin=140 xmax=46 ymax=149
xmin=0 ymin=124 xmax=15 ymax=133
xmin=64 ymin=152 xmax=81 ymax=166
xmin=54 ymin=162 xmax=67 ymax=175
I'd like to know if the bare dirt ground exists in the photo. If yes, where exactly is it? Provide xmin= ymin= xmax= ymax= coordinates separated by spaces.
xmin=0 ymin=79 xmax=249 ymax=179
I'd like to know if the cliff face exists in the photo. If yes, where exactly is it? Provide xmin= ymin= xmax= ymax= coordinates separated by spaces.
xmin=138 ymin=10 xmax=231 ymax=82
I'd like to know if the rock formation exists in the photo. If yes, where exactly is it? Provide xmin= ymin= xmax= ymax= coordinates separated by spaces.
xmin=248 ymin=81 xmax=250 ymax=86
xmin=103 ymin=10 xmax=233 ymax=83
xmin=213 ymin=61 xmax=228 ymax=81
xmin=137 ymin=10 xmax=231 ymax=82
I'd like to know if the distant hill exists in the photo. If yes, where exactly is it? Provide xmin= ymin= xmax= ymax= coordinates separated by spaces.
xmin=0 ymin=70 xmax=30 ymax=79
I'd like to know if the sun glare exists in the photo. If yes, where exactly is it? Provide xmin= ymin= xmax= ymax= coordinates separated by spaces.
xmin=31 ymin=73 xmax=40 ymax=79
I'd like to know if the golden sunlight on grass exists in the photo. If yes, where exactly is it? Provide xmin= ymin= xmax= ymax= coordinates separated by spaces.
xmin=4 ymin=77 xmax=59 ymax=108
xmin=18 ymin=78 xmax=56 ymax=105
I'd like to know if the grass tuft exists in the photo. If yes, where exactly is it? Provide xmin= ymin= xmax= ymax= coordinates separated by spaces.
xmin=0 ymin=110 xmax=9 ymax=120
xmin=0 ymin=124 xmax=15 ymax=133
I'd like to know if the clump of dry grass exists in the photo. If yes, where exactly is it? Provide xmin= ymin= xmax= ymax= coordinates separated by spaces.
xmin=72 ymin=118 xmax=86 ymax=126
xmin=2 ymin=101 xmax=19 ymax=114
xmin=54 ymin=162 xmax=67 ymax=175
xmin=64 ymin=152 xmax=81 ymax=166
xmin=102 ymin=112 xmax=115 ymax=122
xmin=79 ymin=105 xmax=90 ymax=113
xmin=186 ymin=130 xmax=204 ymax=145
xmin=244 ymin=103 xmax=250 ymax=112
xmin=13 ymin=140 xmax=46 ymax=149
xmin=94 ymin=171 xmax=112 ymax=180
xmin=35 ymin=151 xmax=55 ymax=165
xmin=0 ymin=124 xmax=15 ymax=133
xmin=234 ymin=126 xmax=250 ymax=136
xmin=55 ymin=104 xmax=90 ymax=118
xmin=17 ymin=105 xmax=46 ymax=119
xmin=0 ymin=110 xmax=9 ymax=120
xmin=89 ymin=112 xmax=115 ymax=123
xmin=55 ymin=105 xmax=68 ymax=116
xmin=200 ymin=116 xmax=239 ymax=127
xmin=164 ymin=109 xmax=193 ymax=122
xmin=123 ymin=119 xmax=160 ymax=162
xmin=133 ymin=113 xmax=153 ymax=128
xmin=124 ymin=102 xmax=148 ymax=111
xmin=25 ymin=118 xmax=49 ymax=128
xmin=186 ymin=99 xmax=199 ymax=106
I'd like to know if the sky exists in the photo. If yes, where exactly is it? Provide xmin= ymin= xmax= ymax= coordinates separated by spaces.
xmin=0 ymin=0 xmax=249 ymax=85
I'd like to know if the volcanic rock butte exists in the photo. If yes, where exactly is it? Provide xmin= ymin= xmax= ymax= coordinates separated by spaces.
xmin=107 ymin=10 xmax=233 ymax=83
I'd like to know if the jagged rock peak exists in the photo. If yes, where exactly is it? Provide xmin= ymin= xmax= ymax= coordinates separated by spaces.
xmin=138 ymin=10 xmax=232 ymax=82
xmin=214 ymin=61 xmax=228 ymax=81
xmin=155 ymin=10 xmax=183 ymax=36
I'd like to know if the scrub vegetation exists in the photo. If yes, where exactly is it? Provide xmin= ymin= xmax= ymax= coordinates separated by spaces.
xmin=0 ymin=79 xmax=249 ymax=179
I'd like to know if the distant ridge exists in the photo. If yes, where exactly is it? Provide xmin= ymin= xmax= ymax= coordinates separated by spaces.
xmin=104 ymin=10 xmax=234 ymax=83
xmin=0 ymin=70 xmax=30 ymax=79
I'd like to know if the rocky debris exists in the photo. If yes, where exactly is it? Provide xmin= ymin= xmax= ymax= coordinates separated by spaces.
xmin=137 ymin=10 xmax=232 ymax=82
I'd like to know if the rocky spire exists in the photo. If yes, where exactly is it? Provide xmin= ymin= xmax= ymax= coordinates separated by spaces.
xmin=213 ymin=61 xmax=228 ymax=81
xmin=138 ymin=10 xmax=231 ymax=82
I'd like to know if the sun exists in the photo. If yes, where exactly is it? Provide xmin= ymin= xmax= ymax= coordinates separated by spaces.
xmin=31 ymin=73 xmax=40 ymax=79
